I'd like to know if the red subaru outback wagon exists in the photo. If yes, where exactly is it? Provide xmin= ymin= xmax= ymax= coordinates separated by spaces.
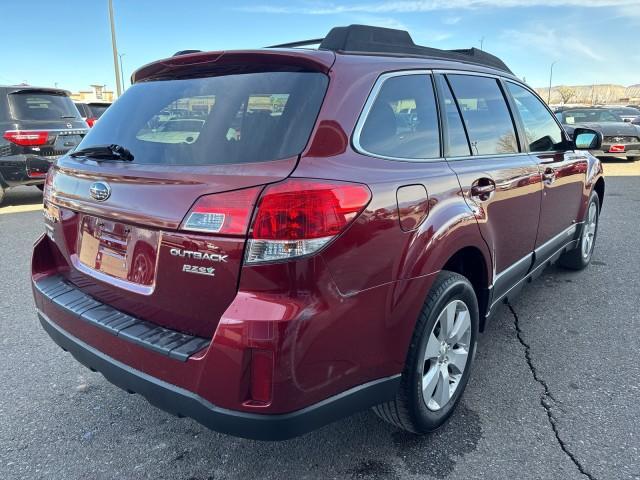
xmin=32 ymin=25 xmax=604 ymax=440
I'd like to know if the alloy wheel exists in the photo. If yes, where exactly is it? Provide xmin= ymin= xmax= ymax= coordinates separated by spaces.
xmin=581 ymin=202 xmax=598 ymax=259
xmin=422 ymin=300 xmax=472 ymax=411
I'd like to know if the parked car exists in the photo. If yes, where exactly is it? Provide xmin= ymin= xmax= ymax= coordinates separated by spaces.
xmin=604 ymin=106 xmax=640 ymax=123
xmin=32 ymin=25 xmax=604 ymax=440
xmin=74 ymin=102 xmax=111 ymax=127
xmin=556 ymin=108 xmax=640 ymax=160
xmin=0 ymin=86 xmax=88 ymax=204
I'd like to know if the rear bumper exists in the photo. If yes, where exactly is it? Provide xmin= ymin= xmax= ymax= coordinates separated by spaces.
xmin=38 ymin=310 xmax=400 ymax=440
xmin=0 ymin=154 xmax=55 ymax=187
xmin=590 ymin=148 xmax=640 ymax=159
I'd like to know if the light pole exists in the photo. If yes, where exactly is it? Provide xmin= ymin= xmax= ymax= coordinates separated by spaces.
xmin=548 ymin=61 xmax=557 ymax=105
xmin=118 ymin=53 xmax=126 ymax=91
xmin=479 ymin=36 xmax=485 ymax=50
xmin=108 ymin=0 xmax=122 ymax=97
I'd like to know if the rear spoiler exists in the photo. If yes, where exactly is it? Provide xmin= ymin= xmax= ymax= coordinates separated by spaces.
xmin=132 ymin=50 xmax=335 ymax=83
xmin=8 ymin=87 xmax=71 ymax=96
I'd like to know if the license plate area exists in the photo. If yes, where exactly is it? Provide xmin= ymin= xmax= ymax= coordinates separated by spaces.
xmin=77 ymin=216 xmax=160 ymax=288
xmin=609 ymin=144 xmax=626 ymax=153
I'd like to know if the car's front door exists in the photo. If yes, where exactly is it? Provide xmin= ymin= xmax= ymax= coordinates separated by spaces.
xmin=504 ymin=81 xmax=588 ymax=267
xmin=436 ymin=73 xmax=543 ymax=302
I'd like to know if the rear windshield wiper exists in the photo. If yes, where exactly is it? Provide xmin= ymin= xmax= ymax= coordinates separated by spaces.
xmin=70 ymin=144 xmax=134 ymax=162
xmin=60 ymin=115 xmax=77 ymax=119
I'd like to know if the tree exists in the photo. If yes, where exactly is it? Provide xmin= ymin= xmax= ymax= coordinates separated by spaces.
xmin=557 ymin=86 xmax=576 ymax=105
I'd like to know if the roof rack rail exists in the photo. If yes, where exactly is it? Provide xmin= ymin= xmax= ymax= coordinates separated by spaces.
xmin=267 ymin=38 xmax=324 ymax=49
xmin=269 ymin=25 xmax=513 ymax=74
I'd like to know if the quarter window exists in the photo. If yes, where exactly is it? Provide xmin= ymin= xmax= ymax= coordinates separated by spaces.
xmin=359 ymin=74 xmax=440 ymax=159
xmin=506 ymin=83 xmax=564 ymax=152
xmin=447 ymin=75 xmax=519 ymax=155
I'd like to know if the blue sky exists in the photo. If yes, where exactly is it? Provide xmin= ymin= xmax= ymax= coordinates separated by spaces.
xmin=2 ymin=0 xmax=639 ymax=93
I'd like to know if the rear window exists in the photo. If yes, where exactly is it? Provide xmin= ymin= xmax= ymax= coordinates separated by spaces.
xmin=78 ymin=71 xmax=328 ymax=165
xmin=10 ymin=92 xmax=79 ymax=121
xmin=87 ymin=104 xmax=109 ymax=118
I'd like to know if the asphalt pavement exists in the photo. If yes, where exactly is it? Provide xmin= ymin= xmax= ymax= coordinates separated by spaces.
xmin=1 ymin=174 xmax=638 ymax=480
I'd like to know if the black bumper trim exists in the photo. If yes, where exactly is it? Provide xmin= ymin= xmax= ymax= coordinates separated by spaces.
xmin=38 ymin=311 xmax=401 ymax=441
xmin=35 ymin=275 xmax=210 ymax=361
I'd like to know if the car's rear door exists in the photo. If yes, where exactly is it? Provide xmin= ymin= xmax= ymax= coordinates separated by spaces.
xmin=504 ymin=81 xmax=587 ymax=267
xmin=435 ymin=73 xmax=543 ymax=302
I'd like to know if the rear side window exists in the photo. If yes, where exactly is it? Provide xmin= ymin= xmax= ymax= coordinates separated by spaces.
xmin=9 ymin=92 xmax=79 ymax=121
xmin=78 ymin=71 xmax=328 ymax=165
xmin=447 ymin=75 xmax=519 ymax=155
xmin=358 ymin=74 xmax=440 ymax=159
xmin=87 ymin=104 xmax=109 ymax=118
xmin=506 ymin=83 xmax=564 ymax=152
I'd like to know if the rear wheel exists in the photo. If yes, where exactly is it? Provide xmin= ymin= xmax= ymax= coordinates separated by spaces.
xmin=0 ymin=186 xmax=5 ymax=205
xmin=559 ymin=190 xmax=599 ymax=270
xmin=373 ymin=271 xmax=478 ymax=433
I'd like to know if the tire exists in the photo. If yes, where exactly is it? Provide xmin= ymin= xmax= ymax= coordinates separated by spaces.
xmin=628 ymin=157 xmax=639 ymax=162
xmin=0 ymin=186 xmax=5 ymax=206
xmin=373 ymin=271 xmax=479 ymax=434
xmin=559 ymin=190 xmax=600 ymax=270
xmin=36 ymin=184 xmax=44 ymax=191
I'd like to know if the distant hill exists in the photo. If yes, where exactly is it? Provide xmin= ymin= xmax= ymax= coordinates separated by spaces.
xmin=534 ymin=84 xmax=640 ymax=105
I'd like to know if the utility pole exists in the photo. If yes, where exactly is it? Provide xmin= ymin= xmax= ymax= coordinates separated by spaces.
xmin=548 ymin=61 xmax=557 ymax=105
xmin=479 ymin=36 xmax=485 ymax=51
xmin=108 ymin=0 xmax=122 ymax=97
xmin=118 ymin=53 xmax=126 ymax=91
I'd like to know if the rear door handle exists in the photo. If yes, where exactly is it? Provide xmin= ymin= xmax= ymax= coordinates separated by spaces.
xmin=470 ymin=178 xmax=496 ymax=201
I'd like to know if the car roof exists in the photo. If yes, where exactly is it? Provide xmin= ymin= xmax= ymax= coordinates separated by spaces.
xmin=133 ymin=25 xmax=518 ymax=84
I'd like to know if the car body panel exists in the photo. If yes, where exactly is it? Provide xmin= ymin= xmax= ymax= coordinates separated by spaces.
xmin=31 ymin=45 xmax=604 ymax=438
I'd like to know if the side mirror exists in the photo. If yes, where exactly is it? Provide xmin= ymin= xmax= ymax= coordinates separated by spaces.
xmin=573 ymin=128 xmax=602 ymax=150
xmin=623 ymin=118 xmax=631 ymax=123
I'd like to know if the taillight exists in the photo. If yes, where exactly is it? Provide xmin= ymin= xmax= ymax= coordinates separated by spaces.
xmin=3 ymin=130 xmax=49 ymax=146
xmin=245 ymin=179 xmax=371 ymax=264
xmin=181 ymin=187 xmax=262 ymax=235
xmin=86 ymin=117 xmax=96 ymax=127
xmin=43 ymin=169 xmax=55 ymax=201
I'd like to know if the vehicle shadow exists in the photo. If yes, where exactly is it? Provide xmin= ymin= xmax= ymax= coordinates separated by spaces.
xmin=0 ymin=186 xmax=42 ymax=208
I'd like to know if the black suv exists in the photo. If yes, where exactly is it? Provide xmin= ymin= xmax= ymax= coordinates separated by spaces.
xmin=0 ymin=86 xmax=88 ymax=204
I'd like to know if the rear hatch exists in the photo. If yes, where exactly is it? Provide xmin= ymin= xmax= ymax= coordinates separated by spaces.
xmin=45 ymin=54 xmax=329 ymax=337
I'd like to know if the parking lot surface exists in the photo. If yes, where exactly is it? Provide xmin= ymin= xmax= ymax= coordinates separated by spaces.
xmin=1 ymin=172 xmax=638 ymax=480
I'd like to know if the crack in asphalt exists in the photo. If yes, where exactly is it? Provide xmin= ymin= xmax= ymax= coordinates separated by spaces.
xmin=507 ymin=301 xmax=596 ymax=480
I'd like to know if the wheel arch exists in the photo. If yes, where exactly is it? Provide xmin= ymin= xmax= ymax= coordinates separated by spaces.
xmin=441 ymin=246 xmax=491 ymax=332
xmin=593 ymin=176 xmax=605 ymax=210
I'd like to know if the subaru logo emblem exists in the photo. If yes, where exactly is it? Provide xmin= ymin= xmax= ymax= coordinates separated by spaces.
xmin=66 ymin=123 xmax=73 ymax=129
xmin=89 ymin=181 xmax=111 ymax=202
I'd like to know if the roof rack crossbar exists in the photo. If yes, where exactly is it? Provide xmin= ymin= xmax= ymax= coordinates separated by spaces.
xmin=267 ymin=38 xmax=325 ymax=49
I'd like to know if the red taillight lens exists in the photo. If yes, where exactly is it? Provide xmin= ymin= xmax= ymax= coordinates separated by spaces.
xmin=3 ymin=130 xmax=49 ymax=146
xmin=246 ymin=179 xmax=371 ymax=263
xmin=181 ymin=186 xmax=262 ymax=235
xmin=86 ymin=117 xmax=96 ymax=127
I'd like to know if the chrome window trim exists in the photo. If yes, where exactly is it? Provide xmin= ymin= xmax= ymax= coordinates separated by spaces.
xmin=352 ymin=69 xmax=447 ymax=163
